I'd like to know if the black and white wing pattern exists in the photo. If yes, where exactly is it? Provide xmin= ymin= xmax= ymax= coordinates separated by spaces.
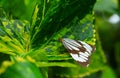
xmin=61 ymin=38 xmax=95 ymax=67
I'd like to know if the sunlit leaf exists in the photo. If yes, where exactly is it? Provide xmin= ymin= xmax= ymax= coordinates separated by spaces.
xmin=0 ymin=61 xmax=43 ymax=78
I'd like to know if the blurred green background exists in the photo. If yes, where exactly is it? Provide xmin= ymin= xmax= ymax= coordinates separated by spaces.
xmin=0 ymin=0 xmax=120 ymax=78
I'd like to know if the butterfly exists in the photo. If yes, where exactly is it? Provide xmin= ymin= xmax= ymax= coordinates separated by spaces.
xmin=60 ymin=38 xmax=95 ymax=67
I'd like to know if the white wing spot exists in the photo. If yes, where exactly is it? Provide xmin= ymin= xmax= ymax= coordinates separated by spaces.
xmin=87 ymin=64 xmax=89 ymax=67
xmin=69 ymin=45 xmax=79 ymax=51
xmin=80 ymin=41 xmax=92 ymax=53
xmin=70 ymin=53 xmax=86 ymax=62
xmin=79 ymin=57 xmax=86 ymax=62
xmin=85 ymin=52 xmax=90 ymax=56
xmin=79 ymin=52 xmax=89 ymax=57
xmin=80 ymin=55 xmax=88 ymax=60
xmin=63 ymin=41 xmax=80 ymax=51
xmin=63 ymin=38 xmax=82 ymax=47
xmin=62 ymin=41 xmax=72 ymax=50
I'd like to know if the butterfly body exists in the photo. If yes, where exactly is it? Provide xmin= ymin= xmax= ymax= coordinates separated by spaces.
xmin=61 ymin=38 xmax=95 ymax=67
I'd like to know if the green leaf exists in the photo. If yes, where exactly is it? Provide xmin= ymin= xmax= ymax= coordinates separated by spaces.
xmin=29 ymin=0 xmax=107 ymax=77
xmin=0 ymin=0 xmax=36 ymax=21
xmin=37 ymin=62 xmax=77 ymax=67
xmin=0 ymin=0 xmax=108 ymax=78
xmin=31 ymin=0 xmax=96 ymax=49
xmin=94 ymin=0 xmax=118 ymax=13
xmin=0 ymin=20 xmax=30 ymax=55
xmin=115 ymin=42 xmax=120 ymax=74
xmin=44 ymin=13 xmax=96 ymax=56
xmin=47 ymin=55 xmax=71 ymax=61
xmin=101 ymin=66 xmax=117 ymax=78
xmin=0 ymin=61 xmax=43 ymax=78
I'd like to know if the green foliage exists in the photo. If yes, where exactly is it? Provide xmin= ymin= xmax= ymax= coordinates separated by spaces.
xmin=0 ymin=20 xmax=30 ymax=55
xmin=0 ymin=0 xmax=119 ymax=78
xmin=0 ymin=61 xmax=43 ymax=78
xmin=94 ymin=0 xmax=120 ymax=78
xmin=0 ymin=0 xmax=36 ymax=20
xmin=101 ymin=66 xmax=117 ymax=78
xmin=94 ymin=0 xmax=118 ymax=13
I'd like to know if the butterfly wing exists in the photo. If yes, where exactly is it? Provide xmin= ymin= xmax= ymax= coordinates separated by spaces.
xmin=61 ymin=38 xmax=95 ymax=67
